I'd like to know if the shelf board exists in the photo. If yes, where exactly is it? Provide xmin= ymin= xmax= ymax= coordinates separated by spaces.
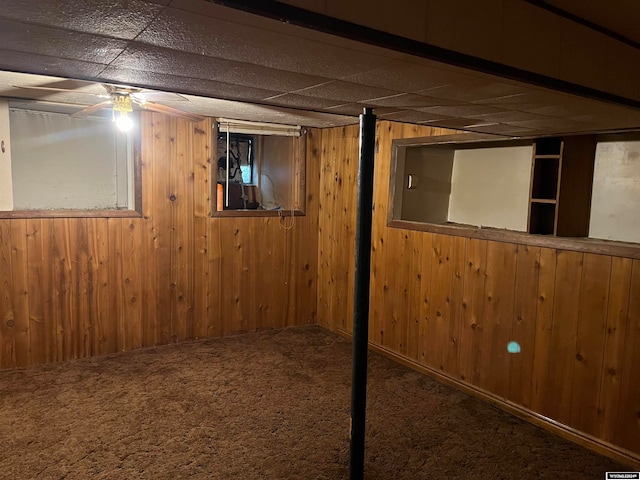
xmin=531 ymin=198 xmax=557 ymax=204
xmin=534 ymin=154 xmax=561 ymax=159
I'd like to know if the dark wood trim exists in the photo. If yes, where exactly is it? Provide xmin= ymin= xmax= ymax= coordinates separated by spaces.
xmin=208 ymin=0 xmax=640 ymax=110
xmin=388 ymin=219 xmax=640 ymax=260
xmin=212 ymin=209 xmax=304 ymax=218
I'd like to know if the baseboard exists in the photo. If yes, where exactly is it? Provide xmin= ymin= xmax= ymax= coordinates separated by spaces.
xmin=331 ymin=327 xmax=640 ymax=470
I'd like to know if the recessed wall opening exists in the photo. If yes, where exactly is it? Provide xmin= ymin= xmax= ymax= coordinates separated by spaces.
xmin=390 ymin=133 xmax=640 ymax=246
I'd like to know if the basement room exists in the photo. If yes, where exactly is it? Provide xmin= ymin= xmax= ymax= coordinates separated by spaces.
xmin=0 ymin=1 xmax=639 ymax=479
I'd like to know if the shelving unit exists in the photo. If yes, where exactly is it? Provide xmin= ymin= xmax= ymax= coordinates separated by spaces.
xmin=527 ymin=136 xmax=597 ymax=236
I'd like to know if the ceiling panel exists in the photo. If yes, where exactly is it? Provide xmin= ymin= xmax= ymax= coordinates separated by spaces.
xmin=137 ymin=7 xmax=396 ymax=78
xmin=0 ymin=19 xmax=128 ymax=64
xmin=0 ymin=0 xmax=164 ymax=40
xmin=0 ymin=50 xmax=108 ymax=79
xmin=99 ymin=66 xmax=283 ymax=104
xmin=342 ymin=62 xmax=463 ymax=93
xmin=0 ymin=0 xmax=637 ymax=135
xmin=360 ymin=94 xmax=461 ymax=109
xmin=110 ymin=43 xmax=330 ymax=94
xmin=294 ymin=81 xmax=399 ymax=103
xmin=261 ymin=94 xmax=345 ymax=110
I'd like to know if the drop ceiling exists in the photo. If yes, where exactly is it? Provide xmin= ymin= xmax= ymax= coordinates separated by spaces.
xmin=0 ymin=0 xmax=639 ymax=136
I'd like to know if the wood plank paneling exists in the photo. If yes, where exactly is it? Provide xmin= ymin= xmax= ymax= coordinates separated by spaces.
xmin=317 ymin=120 xmax=640 ymax=461
xmin=546 ymin=250 xmax=583 ymax=425
xmin=478 ymin=241 xmax=517 ymax=398
xmin=9 ymin=220 xmax=29 ymax=367
xmin=530 ymin=247 xmax=556 ymax=413
xmin=458 ymin=238 xmax=487 ymax=386
xmin=26 ymin=219 xmax=46 ymax=365
xmin=0 ymin=112 xmax=319 ymax=368
xmin=425 ymin=233 xmax=455 ymax=371
xmin=616 ymin=260 xmax=640 ymax=453
xmin=509 ymin=244 xmax=540 ymax=408
xmin=571 ymin=253 xmax=611 ymax=435
xmin=597 ymin=257 xmax=632 ymax=442
xmin=0 ymin=221 xmax=15 ymax=368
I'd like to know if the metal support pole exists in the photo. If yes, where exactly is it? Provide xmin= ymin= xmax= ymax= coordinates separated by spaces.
xmin=349 ymin=107 xmax=376 ymax=480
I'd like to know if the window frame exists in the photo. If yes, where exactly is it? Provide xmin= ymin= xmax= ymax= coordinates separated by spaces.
xmin=211 ymin=124 xmax=307 ymax=218
xmin=0 ymin=109 xmax=142 ymax=219
xmin=388 ymin=133 xmax=640 ymax=260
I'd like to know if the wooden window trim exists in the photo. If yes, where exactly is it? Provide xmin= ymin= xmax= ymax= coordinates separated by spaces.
xmin=388 ymin=133 xmax=640 ymax=260
xmin=211 ymin=131 xmax=307 ymax=218
xmin=387 ymin=219 xmax=640 ymax=260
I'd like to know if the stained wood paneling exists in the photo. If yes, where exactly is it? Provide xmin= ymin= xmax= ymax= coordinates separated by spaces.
xmin=509 ymin=244 xmax=540 ymax=409
xmin=317 ymin=120 xmax=640 ymax=459
xmin=0 ymin=113 xmax=319 ymax=368
xmin=597 ymin=257 xmax=632 ymax=442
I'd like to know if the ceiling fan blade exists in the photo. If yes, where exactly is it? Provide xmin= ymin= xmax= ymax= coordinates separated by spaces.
xmin=12 ymin=79 xmax=102 ymax=94
xmin=138 ymin=100 xmax=205 ymax=122
xmin=70 ymin=100 xmax=113 ymax=118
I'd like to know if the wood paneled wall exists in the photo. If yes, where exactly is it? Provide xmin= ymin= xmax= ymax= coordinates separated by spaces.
xmin=0 ymin=113 xmax=319 ymax=368
xmin=317 ymin=121 xmax=640 ymax=460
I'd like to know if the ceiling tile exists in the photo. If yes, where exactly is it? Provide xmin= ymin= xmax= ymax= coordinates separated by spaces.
xmin=378 ymin=110 xmax=452 ymax=124
xmin=469 ymin=123 xmax=538 ymax=135
xmin=341 ymin=61 xmax=468 ymax=92
xmin=0 ymin=19 xmax=128 ymax=64
xmin=359 ymin=93 xmax=460 ymax=108
xmin=0 ymin=50 xmax=107 ymax=79
xmin=427 ymin=117 xmax=488 ymax=129
xmin=0 ymin=0 xmax=164 ymax=40
xmin=100 ymin=66 xmax=282 ymax=103
xmin=262 ymin=94 xmax=344 ymax=110
xmin=171 ymin=0 xmax=410 ymax=61
xmin=138 ymin=7 xmax=395 ymax=78
xmin=506 ymin=117 xmax=592 ymax=133
xmin=464 ymin=110 xmax=549 ymax=123
xmin=326 ymin=104 xmax=401 ymax=116
xmin=110 ymin=43 xmax=330 ymax=93
xmin=419 ymin=104 xmax=507 ymax=117
xmin=418 ymin=80 xmax=531 ymax=103
xmin=294 ymin=81 xmax=399 ymax=103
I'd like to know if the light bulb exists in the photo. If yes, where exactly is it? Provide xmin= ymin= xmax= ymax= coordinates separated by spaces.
xmin=115 ymin=111 xmax=133 ymax=132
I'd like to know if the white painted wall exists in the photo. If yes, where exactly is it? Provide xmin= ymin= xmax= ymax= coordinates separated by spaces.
xmin=10 ymin=109 xmax=131 ymax=210
xmin=448 ymin=146 xmax=532 ymax=231
xmin=589 ymin=141 xmax=640 ymax=243
xmin=400 ymin=146 xmax=454 ymax=223
xmin=0 ymin=100 xmax=14 ymax=210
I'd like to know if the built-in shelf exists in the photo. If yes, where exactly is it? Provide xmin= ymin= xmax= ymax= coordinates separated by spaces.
xmin=527 ymin=136 xmax=596 ymax=237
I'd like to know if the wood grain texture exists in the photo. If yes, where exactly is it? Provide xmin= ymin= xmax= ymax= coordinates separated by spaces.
xmin=0 ymin=113 xmax=319 ymax=368
xmin=316 ymin=120 xmax=640 ymax=460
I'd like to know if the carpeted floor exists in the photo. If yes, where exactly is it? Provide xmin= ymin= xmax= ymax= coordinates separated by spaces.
xmin=0 ymin=326 xmax=627 ymax=479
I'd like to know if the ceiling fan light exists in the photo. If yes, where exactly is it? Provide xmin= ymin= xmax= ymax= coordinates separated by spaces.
xmin=115 ymin=110 xmax=133 ymax=132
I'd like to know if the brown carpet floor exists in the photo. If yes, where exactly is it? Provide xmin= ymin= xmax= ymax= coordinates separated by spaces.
xmin=0 ymin=326 xmax=627 ymax=479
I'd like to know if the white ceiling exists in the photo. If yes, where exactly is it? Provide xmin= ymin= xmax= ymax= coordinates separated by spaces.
xmin=0 ymin=0 xmax=639 ymax=135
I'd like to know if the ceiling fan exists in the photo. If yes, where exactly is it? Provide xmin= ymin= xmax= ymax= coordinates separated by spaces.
xmin=12 ymin=80 xmax=206 ymax=131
